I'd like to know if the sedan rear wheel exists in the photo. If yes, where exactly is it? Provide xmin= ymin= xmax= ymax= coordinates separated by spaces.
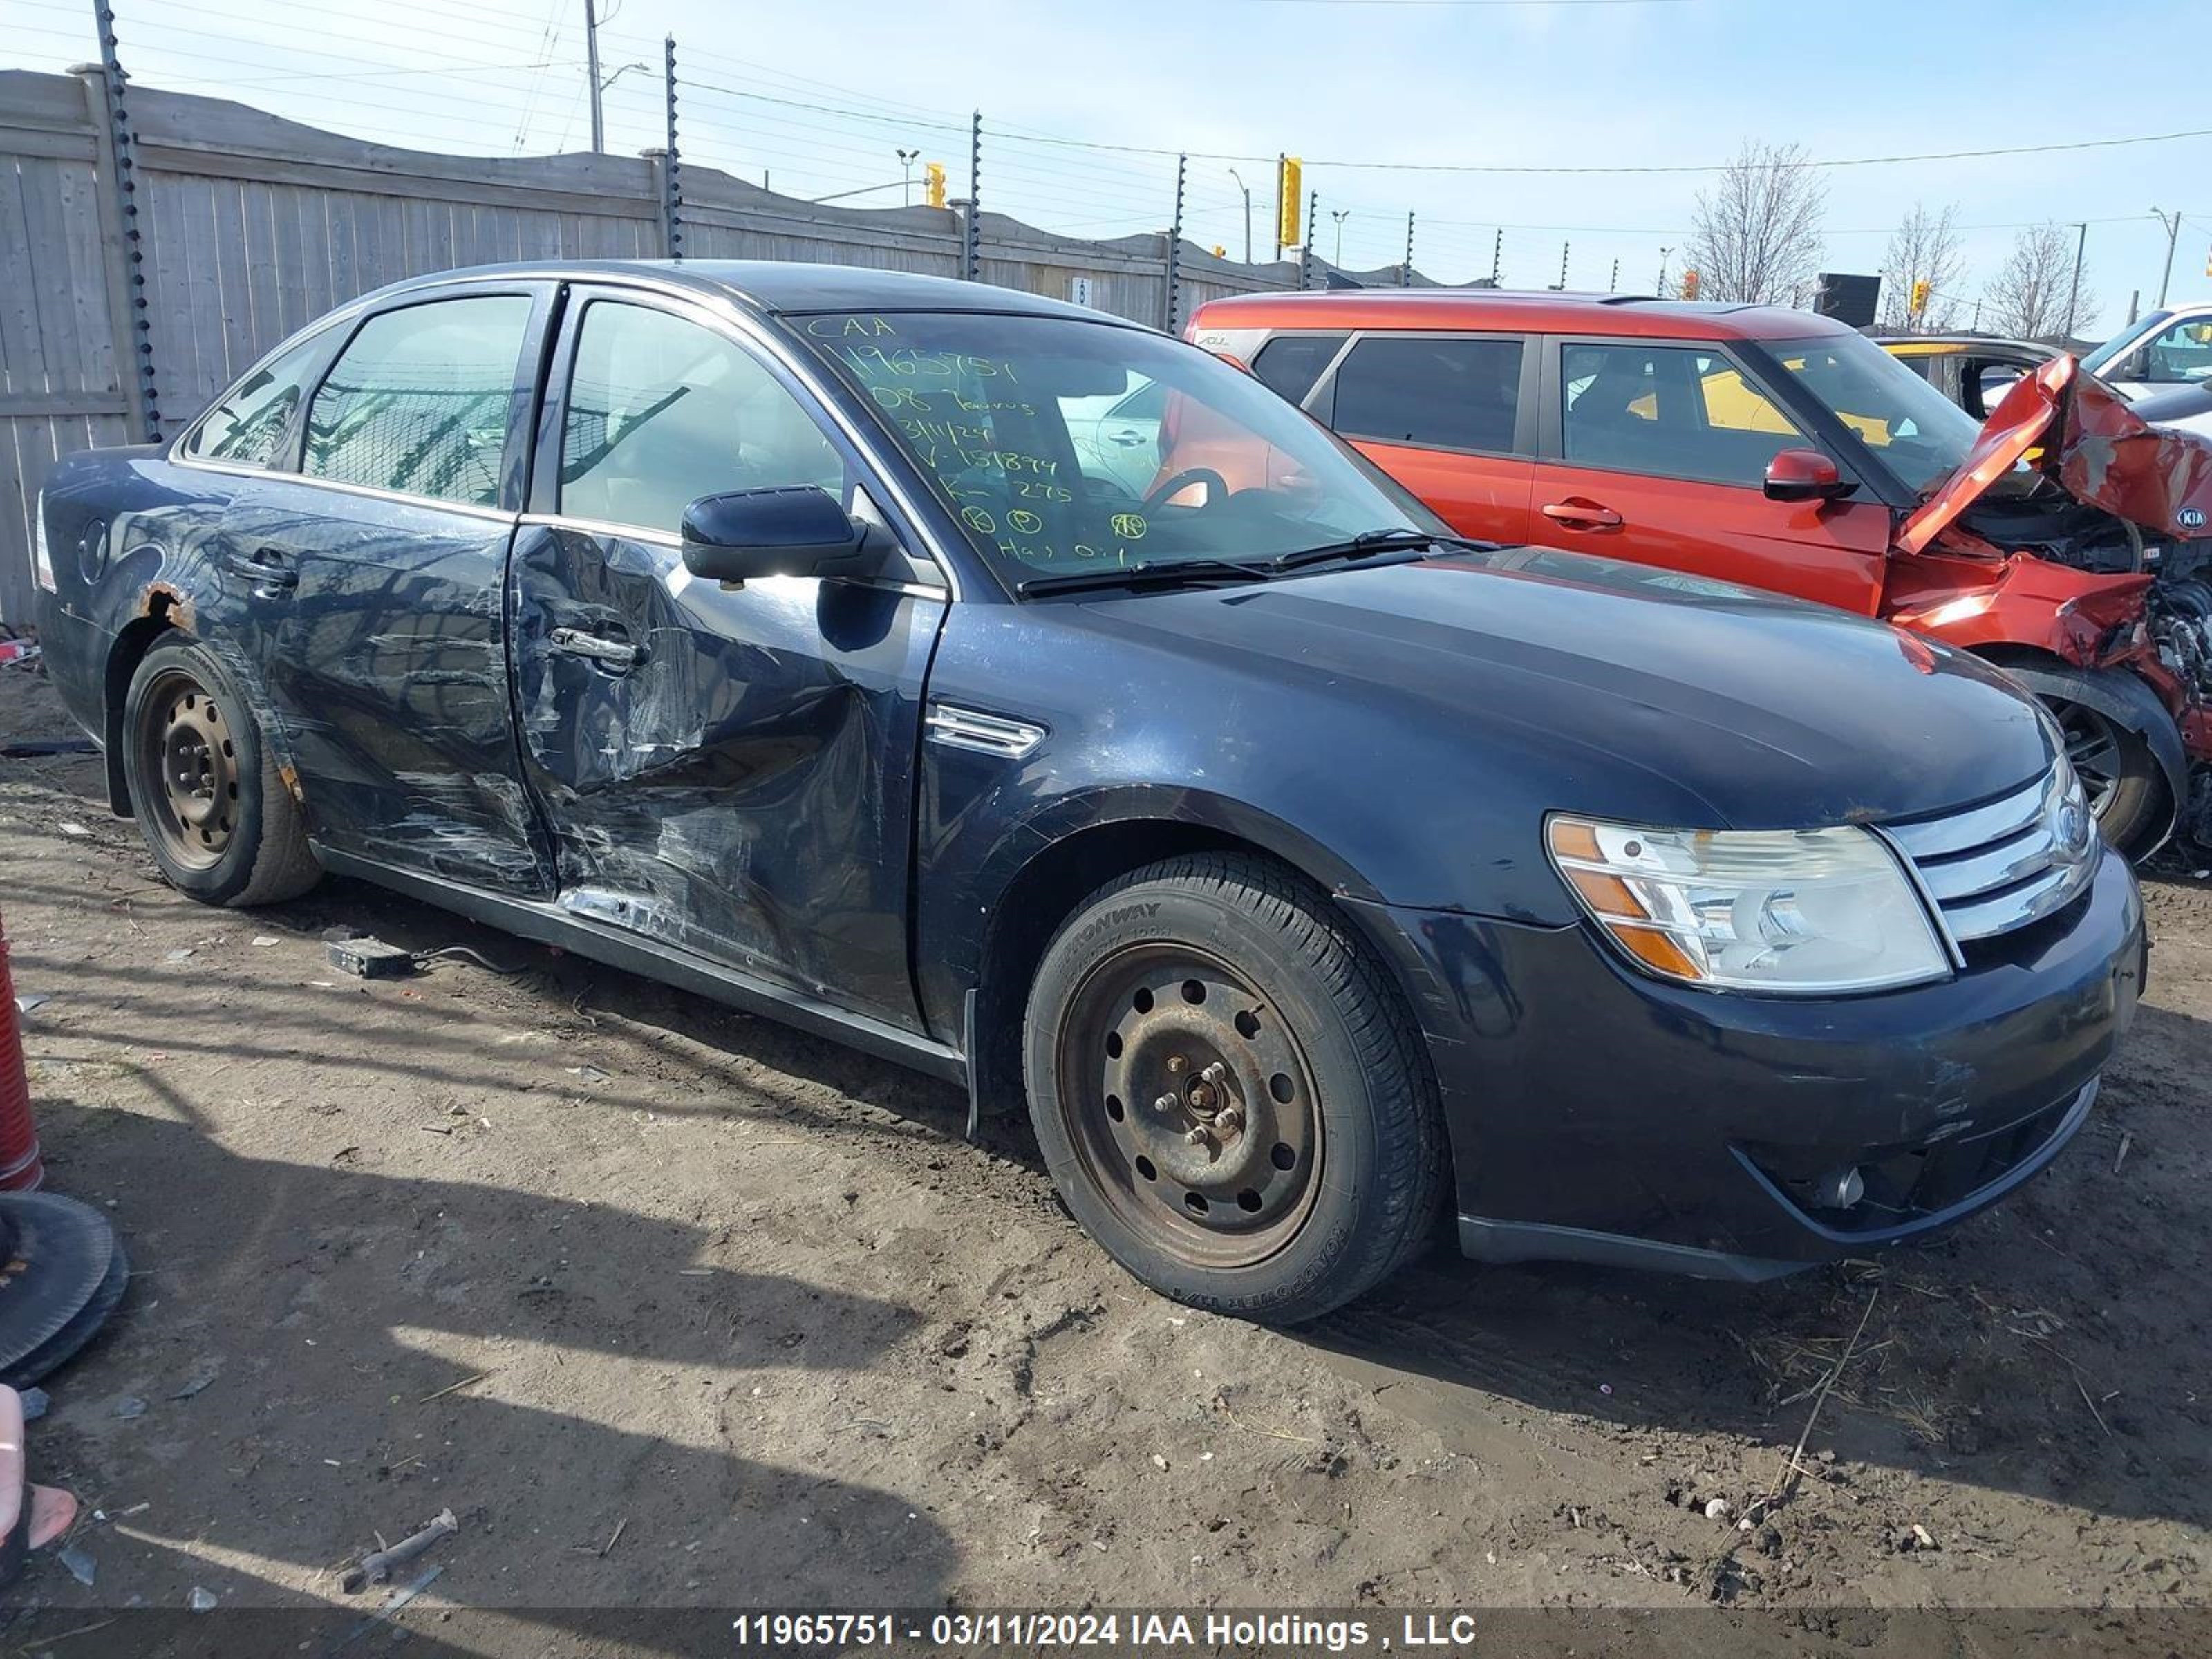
xmin=122 ymin=637 xmax=321 ymax=907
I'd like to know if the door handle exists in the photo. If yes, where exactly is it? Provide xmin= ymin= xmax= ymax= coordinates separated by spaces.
xmin=1541 ymin=501 xmax=1623 ymax=529
xmin=1109 ymin=430 xmax=1146 ymax=447
xmin=549 ymin=627 xmax=639 ymax=671
xmin=223 ymin=546 xmax=298 ymax=589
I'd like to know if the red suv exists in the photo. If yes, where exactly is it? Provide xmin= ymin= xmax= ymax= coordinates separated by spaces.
xmin=1188 ymin=290 xmax=2212 ymax=854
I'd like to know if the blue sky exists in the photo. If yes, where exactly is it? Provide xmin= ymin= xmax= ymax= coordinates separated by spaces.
xmin=10 ymin=0 xmax=2209 ymax=337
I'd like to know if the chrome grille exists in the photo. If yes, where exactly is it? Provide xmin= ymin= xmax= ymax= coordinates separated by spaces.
xmin=1884 ymin=762 xmax=2097 ymax=945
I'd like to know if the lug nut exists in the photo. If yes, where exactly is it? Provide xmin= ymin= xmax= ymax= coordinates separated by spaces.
xmin=1201 ymin=1062 xmax=1228 ymax=1085
xmin=1154 ymin=1094 xmax=1179 ymax=1115
xmin=1216 ymin=1107 xmax=1244 ymax=1134
xmin=1185 ymin=1125 xmax=1210 ymax=1146
xmin=1165 ymin=1055 xmax=1187 ymax=1075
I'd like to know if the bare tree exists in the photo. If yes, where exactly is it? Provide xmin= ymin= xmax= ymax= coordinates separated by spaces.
xmin=1878 ymin=203 xmax=1966 ymax=332
xmin=1682 ymin=140 xmax=1826 ymax=305
xmin=1982 ymin=223 xmax=2097 ymax=340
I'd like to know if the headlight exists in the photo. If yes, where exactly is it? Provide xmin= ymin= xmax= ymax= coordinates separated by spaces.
xmin=1546 ymin=816 xmax=1950 ymax=995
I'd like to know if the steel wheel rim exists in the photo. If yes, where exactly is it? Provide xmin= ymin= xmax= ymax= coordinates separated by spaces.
xmin=1053 ymin=943 xmax=1322 ymax=1271
xmin=2053 ymin=700 xmax=2122 ymax=818
xmin=137 ymin=666 xmax=240 ymax=870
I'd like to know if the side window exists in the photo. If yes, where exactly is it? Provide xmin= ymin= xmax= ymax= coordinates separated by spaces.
xmin=1966 ymin=360 xmax=2025 ymax=419
xmin=1561 ymin=343 xmax=1808 ymax=485
xmin=180 ymin=328 xmax=334 ymax=469
xmin=303 ymin=295 xmax=533 ymax=508
xmin=561 ymin=301 xmax=845 ymax=535
xmin=1250 ymin=333 xmax=1347 ymax=404
xmin=2140 ymin=319 xmax=2212 ymax=384
xmin=1331 ymin=336 xmax=1524 ymax=453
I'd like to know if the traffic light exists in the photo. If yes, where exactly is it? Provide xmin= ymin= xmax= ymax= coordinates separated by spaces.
xmin=1277 ymin=156 xmax=1302 ymax=247
xmin=1910 ymin=278 xmax=1931 ymax=318
xmin=1680 ymin=268 xmax=1700 ymax=301
xmin=924 ymin=162 xmax=947 ymax=209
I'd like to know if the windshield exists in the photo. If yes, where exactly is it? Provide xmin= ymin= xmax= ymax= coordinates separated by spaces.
xmin=795 ymin=310 xmax=1436 ymax=588
xmin=1767 ymin=330 xmax=1985 ymax=496
xmin=2082 ymin=312 xmax=2164 ymax=375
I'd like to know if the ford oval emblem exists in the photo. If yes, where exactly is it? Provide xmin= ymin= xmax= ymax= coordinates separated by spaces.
xmin=2181 ymin=506 xmax=2206 ymax=529
xmin=2056 ymin=800 xmax=2089 ymax=854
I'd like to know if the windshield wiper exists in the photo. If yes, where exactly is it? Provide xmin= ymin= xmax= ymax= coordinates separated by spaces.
xmin=1267 ymin=528 xmax=1477 ymax=572
xmin=1015 ymin=558 xmax=1276 ymax=598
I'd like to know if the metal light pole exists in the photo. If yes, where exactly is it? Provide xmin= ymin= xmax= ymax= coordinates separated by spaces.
xmin=2153 ymin=207 xmax=2183 ymax=308
xmin=897 ymin=147 xmax=919 ymax=205
xmin=1657 ymin=246 xmax=1671 ymax=294
xmin=1331 ymin=208 xmax=1349 ymax=265
xmin=1228 ymin=168 xmax=1253 ymax=264
xmin=584 ymin=0 xmax=604 ymax=153
xmin=2064 ymin=221 xmax=2088 ymax=339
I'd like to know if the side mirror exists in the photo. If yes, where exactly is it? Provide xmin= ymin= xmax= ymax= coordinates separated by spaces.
xmin=1763 ymin=447 xmax=1855 ymax=504
xmin=679 ymin=486 xmax=882 ymax=585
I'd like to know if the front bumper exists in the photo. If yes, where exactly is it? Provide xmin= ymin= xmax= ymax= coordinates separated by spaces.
xmin=1344 ymin=843 xmax=2144 ymax=1277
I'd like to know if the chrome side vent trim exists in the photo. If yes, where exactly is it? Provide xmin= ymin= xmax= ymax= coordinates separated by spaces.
xmin=1886 ymin=761 xmax=2098 ymax=946
xmin=925 ymin=704 xmax=1045 ymax=760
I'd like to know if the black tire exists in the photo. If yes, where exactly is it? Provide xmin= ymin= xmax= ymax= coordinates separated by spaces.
xmin=120 ymin=637 xmax=321 ymax=907
xmin=2043 ymin=694 xmax=2164 ymax=855
xmin=1023 ymin=853 xmax=1445 ymax=1324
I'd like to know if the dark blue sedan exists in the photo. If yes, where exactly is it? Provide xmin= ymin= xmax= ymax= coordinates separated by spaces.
xmin=32 ymin=262 xmax=2144 ymax=1321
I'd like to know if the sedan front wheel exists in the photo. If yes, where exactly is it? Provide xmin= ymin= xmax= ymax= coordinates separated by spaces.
xmin=1024 ymin=853 xmax=1445 ymax=1324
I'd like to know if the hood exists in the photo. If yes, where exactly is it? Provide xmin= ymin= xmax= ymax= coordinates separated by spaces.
xmin=1897 ymin=353 xmax=2212 ymax=552
xmin=1111 ymin=546 xmax=2055 ymax=832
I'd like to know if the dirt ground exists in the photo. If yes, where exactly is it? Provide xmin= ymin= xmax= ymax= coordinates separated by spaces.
xmin=1 ymin=652 xmax=2207 ymax=1653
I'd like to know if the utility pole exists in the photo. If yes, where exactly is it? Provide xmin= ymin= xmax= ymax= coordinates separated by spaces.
xmin=1609 ymin=257 xmax=1619 ymax=293
xmin=1490 ymin=227 xmax=1501 ymax=285
xmin=1228 ymin=168 xmax=1253 ymax=264
xmin=1557 ymin=241 xmax=1569 ymax=290
xmin=2064 ymin=221 xmax=2088 ymax=340
xmin=584 ymin=0 xmax=604 ymax=154
xmin=1403 ymin=211 xmax=1415 ymax=286
xmin=1331 ymin=208 xmax=1349 ymax=265
xmin=2153 ymin=207 xmax=2184 ymax=308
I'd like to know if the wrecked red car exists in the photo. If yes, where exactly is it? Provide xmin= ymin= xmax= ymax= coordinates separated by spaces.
xmin=1188 ymin=292 xmax=2212 ymax=853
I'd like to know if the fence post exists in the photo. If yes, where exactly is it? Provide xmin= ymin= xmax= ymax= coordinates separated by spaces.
xmin=658 ymin=35 xmax=684 ymax=260
xmin=1163 ymin=152 xmax=1186 ymax=333
xmin=82 ymin=6 xmax=158 ymax=441
xmin=1298 ymin=191 xmax=1317 ymax=290
xmin=962 ymin=111 xmax=982 ymax=281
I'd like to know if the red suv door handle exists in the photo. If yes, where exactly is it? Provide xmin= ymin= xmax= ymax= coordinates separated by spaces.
xmin=1541 ymin=500 xmax=1623 ymax=530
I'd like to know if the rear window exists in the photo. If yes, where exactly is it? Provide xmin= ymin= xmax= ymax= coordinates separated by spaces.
xmin=1331 ymin=336 xmax=1524 ymax=453
xmin=303 ymin=294 xmax=533 ymax=508
xmin=1250 ymin=333 xmax=1346 ymax=404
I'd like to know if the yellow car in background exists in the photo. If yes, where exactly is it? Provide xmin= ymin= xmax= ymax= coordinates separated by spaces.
xmin=1877 ymin=335 xmax=2059 ymax=420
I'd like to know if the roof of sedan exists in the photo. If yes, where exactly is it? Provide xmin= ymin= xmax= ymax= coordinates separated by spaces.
xmin=375 ymin=259 xmax=1145 ymax=324
xmin=1190 ymin=288 xmax=1855 ymax=341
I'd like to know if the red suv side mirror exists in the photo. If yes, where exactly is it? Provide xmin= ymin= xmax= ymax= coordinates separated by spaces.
xmin=1763 ymin=448 xmax=1855 ymax=504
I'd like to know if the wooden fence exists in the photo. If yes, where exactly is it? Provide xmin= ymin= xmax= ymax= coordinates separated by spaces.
xmin=0 ymin=66 xmax=1422 ymax=624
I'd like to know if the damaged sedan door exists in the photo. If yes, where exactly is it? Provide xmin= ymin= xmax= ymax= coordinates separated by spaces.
xmin=220 ymin=285 xmax=557 ymax=895
xmin=509 ymin=288 xmax=948 ymax=1030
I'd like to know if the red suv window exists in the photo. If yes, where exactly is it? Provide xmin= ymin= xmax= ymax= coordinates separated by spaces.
xmin=1333 ymin=336 xmax=1525 ymax=455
